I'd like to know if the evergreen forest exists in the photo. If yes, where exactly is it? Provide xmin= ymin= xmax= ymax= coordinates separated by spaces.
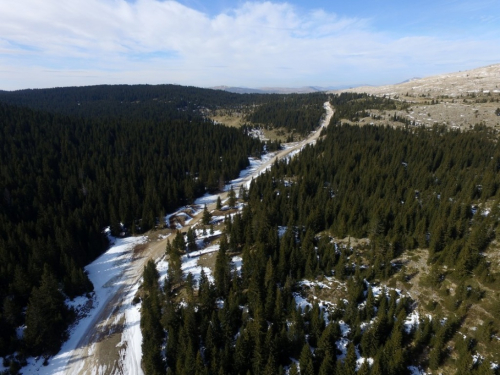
xmin=1 ymin=85 xmax=500 ymax=374
xmin=0 ymin=85 xmax=326 ymax=128
xmin=140 ymin=93 xmax=500 ymax=375
xmin=0 ymin=84 xmax=329 ymax=367
xmin=245 ymin=93 xmax=327 ymax=135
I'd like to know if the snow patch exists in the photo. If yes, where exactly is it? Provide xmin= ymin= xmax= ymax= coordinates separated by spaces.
xmin=339 ymin=320 xmax=351 ymax=337
xmin=336 ymin=338 xmax=349 ymax=360
xmin=118 ymin=281 xmax=143 ymax=375
xmin=472 ymin=353 xmax=484 ymax=365
xmin=356 ymin=357 xmax=374 ymax=370
xmin=278 ymin=226 xmax=288 ymax=238
xmin=404 ymin=310 xmax=420 ymax=333
xmin=232 ymin=256 xmax=243 ymax=274
xmin=298 ymin=279 xmax=331 ymax=290
xmin=293 ymin=293 xmax=312 ymax=311
xmin=408 ymin=365 xmax=427 ymax=375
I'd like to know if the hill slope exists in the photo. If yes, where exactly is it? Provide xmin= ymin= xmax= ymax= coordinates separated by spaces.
xmin=333 ymin=64 xmax=500 ymax=98
xmin=330 ymin=64 xmax=500 ymax=131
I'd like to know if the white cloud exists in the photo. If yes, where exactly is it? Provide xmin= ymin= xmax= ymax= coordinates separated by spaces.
xmin=0 ymin=0 xmax=499 ymax=89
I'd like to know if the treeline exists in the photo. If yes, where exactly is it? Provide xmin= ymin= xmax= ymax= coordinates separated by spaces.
xmin=245 ymin=93 xmax=327 ymax=135
xmin=328 ymin=94 xmax=409 ymax=123
xmin=0 ymin=85 xmax=328 ymax=127
xmin=0 ymin=85 xmax=274 ymax=123
xmin=0 ymin=85 xmax=331 ymax=142
xmin=0 ymin=101 xmax=262 ymax=359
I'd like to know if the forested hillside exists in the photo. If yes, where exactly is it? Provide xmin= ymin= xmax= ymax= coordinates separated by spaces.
xmin=0 ymin=85 xmax=330 ymax=139
xmin=0 ymin=95 xmax=262 ymax=359
xmin=245 ymin=93 xmax=327 ymax=135
xmin=0 ymin=85 xmax=326 ymax=126
xmin=0 ymin=85 xmax=272 ymax=122
xmin=142 ymin=93 xmax=500 ymax=374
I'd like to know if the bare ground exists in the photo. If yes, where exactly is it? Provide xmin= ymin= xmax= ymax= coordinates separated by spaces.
xmin=333 ymin=64 xmax=500 ymax=99
xmin=332 ymin=63 xmax=500 ymax=131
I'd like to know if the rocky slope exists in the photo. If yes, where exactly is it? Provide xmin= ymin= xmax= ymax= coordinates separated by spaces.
xmin=332 ymin=63 xmax=500 ymax=98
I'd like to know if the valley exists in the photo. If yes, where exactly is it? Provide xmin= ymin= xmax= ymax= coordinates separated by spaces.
xmin=3 ymin=0 xmax=500 ymax=373
xmin=19 ymin=102 xmax=334 ymax=375
xmin=1 ymin=66 xmax=500 ymax=375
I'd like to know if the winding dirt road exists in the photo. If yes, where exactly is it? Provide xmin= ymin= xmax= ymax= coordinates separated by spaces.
xmin=62 ymin=102 xmax=334 ymax=375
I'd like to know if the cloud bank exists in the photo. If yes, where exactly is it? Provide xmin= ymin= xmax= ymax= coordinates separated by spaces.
xmin=1 ymin=0 xmax=499 ymax=89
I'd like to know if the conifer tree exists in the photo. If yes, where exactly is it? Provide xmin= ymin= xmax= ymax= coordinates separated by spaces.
xmin=344 ymin=342 xmax=357 ymax=375
xmin=289 ymin=363 xmax=299 ymax=375
xmin=195 ymin=351 xmax=207 ymax=375
xmin=358 ymin=361 xmax=370 ymax=375
xmin=228 ymin=185 xmax=237 ymax=208
xmin=202 ymin=204 xmax=212 ymax=225
xmin=318 ymin=352 xmax=335 ymax=375
xmin=173 ymin=230 xmax=186 ymax=252
xmin=239 ymin=185 xmax=249 ymax=202
xmin=454 ymin=336 xmax=474 ymax=375
xmin=187 ymin=227 xmax=197 ymax=253
xmin=24 ymin=265 xmax=69 ymax=356
xmin=141 ymin=277 xmax=163 ymax=375
xmin=299 ymin=343 xmax=315 ymax=375
xmin=370 ymin=360 xmax=383 ymax=375
xmin=429 ymin=334 xmax=444 ymax=370
xmin=166 ymin=240 xmax=183 ymax=286
xmin=214 ymin=234 xmax=232 ymax=297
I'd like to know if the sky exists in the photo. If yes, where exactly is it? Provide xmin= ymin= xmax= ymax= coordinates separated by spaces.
xmin=1 ymin=0 xmax=499 ymax=90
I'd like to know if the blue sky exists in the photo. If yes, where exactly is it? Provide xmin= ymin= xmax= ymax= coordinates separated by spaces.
xmin=0 ymin=0 xmax=499 ymax=90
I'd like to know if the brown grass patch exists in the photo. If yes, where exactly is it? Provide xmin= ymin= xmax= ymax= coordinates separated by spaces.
xmin=262 ymin=128 xmax=291 ymax=142
xmin=197 ymin=252 xmax=218 ymax=273
xmin=210 ymin=114 xmax=245 ymax=128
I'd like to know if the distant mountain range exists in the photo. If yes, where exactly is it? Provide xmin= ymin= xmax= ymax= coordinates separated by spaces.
xmin=214 ymin=63 xmax=500 ymax=97
xmin=211 ymin=85 xmax=368 ymax=94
